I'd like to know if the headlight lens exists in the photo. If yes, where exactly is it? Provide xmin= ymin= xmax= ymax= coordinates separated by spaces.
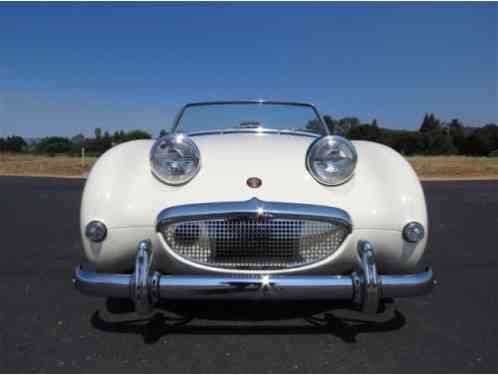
xmin=306 ymin=135 xmax=357 ymax=186
xmin=150 ymin=133 xmax=201 ymax=185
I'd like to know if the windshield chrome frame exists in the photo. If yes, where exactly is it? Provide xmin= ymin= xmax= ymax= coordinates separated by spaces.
xmin=187 ymin=128 xmax=320 ymax=138
xmin=170 ymin=100 xmax=329 ymax=136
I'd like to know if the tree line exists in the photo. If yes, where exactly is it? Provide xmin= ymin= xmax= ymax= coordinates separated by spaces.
xmin=1 ymin=113 xmax=497 ymax=157
xmin=0 ymin=128 xmax=154 ymax=156
xmin=317 ymin=113 xmax=498 ymax=156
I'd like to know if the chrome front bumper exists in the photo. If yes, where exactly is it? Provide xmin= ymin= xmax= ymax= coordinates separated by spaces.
xmin=73 ymin=240 xmax=436 ymax=315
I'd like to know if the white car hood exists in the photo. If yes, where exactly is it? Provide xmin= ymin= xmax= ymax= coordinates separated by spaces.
xmin=82 ymin=133 xmax=426 ymax=232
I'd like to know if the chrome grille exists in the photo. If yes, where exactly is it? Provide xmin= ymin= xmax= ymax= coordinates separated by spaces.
xmin=160 ymin=217 xmax=349 ymax=271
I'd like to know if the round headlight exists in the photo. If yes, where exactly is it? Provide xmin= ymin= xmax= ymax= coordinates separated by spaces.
xmin=306 ymin=135 xmax=358 ymax=186
xmin=150 ymin=133 xmax=201 ymax=185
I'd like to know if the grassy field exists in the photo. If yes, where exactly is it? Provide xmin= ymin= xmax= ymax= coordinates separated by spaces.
xmin=0 ymin=153 xmax=497 ymax=180
xmin=0 ymin=153 xmax=96 ymax=177
xmin=406 ymin=156 xmax=498 ymax=180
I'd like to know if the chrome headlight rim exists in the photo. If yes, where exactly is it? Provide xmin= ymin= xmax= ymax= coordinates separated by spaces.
xmin=150 ymin=133 xmax=201 ymax=186
xmin=306 ymin=135 xmax=358 ymax=186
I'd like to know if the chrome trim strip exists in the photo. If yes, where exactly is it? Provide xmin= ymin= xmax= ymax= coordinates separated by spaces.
xmin=156 ymin=197 xmax=353 ymax=232
xmin=188 ymin=128 xmax=320 ymax=138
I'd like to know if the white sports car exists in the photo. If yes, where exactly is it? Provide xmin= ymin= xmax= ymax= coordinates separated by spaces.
xmin=74 ymin=101 xmax=435 ymax=315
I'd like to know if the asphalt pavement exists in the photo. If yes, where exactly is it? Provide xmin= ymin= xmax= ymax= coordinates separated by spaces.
xmin=1 ymin=176 xmax=497 ymax=373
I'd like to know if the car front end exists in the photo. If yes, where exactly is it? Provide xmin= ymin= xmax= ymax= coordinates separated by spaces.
xmin=73 ymin=101 xmax=436 ymax=315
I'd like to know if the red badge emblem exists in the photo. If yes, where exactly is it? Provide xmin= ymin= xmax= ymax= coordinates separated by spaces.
xmin=246 ymin=177 xmax=262 ymax=188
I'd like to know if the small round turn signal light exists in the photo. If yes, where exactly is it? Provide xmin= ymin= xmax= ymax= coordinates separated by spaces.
xmin=403 ymin=222 xmax=425 ymax=243
xmin=85 ymin=220 xmax=107 ymax=242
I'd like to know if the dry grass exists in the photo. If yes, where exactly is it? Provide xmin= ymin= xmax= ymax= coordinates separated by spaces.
xmin=0 ymin=153 xmax=96 ymax=177
xmin=407 ymin=156 xmax=498 ymax=180
xmin=0 ymin=153 xmax=497 ymax=180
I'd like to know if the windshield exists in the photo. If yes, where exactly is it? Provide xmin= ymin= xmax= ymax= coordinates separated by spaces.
xmin=172 ymin=102 xmax=327 ymax=135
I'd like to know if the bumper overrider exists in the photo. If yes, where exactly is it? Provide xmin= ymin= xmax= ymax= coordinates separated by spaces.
xmin=73 ymin=200 xmax=436 ymax=315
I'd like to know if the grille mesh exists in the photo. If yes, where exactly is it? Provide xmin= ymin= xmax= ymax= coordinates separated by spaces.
xmin=161 ymin=217 xmax=349 ymax=271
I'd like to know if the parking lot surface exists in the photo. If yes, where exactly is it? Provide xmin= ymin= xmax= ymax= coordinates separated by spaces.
xmin=1 ymin=177 xmax=496 ymax=372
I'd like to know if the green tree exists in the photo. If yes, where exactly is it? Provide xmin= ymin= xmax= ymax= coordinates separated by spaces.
xmin=69 ymin=134 xmax=86 ymax=156
xmin=484 ymin=123 xmax=498 ymax=150
xmin=463 ymin=124 xmax=498 ymax=156
xmin=323 ymin=115 xmax=338 ymax=134
xmin=395 ymin=132 xmax=425 ymax=155
xmin=304 ymin=119 xmax=323 ymax=134
xmin=335 ymin=117 xmax=360 ymax=135
xmin=71 ymin=133 xmax=85 ymax=145
xmin=94 ymin=127 xmax=102 ymax=139
xmin=347 ymin=123 xmax=381 ymax=142
xmin=112 ymin=131 xmax=123 ymax=144
xmin=422 ymin=130 xmax=457 ymax=155
xmin=123 ymin=130 xmax=152 ymax=141
xmin=101 ymin=131 xmax=112 ymax=149
xmin=4 ymin=136 xmax=27 ymax=152
xmin=418 ymin=113 xmax=456 ymax=154
xmin=448 ymin=119 xmax=465 ymax=154
xmin=35 ymin=137 xmax=72 ymax=154
xmin=419 ymin=113 xmax=442 ymax=133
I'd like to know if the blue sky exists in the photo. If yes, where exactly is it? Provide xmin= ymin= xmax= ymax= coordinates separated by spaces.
xmin=0 ymin=2 xmax=496 ymax=137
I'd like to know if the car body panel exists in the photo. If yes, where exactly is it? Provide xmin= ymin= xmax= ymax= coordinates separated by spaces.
xmin=81 ymin=132 xmax=427 ymax=274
